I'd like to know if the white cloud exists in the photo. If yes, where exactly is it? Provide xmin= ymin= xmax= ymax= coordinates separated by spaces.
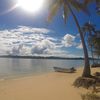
xmin=0 ymin=26 xmax=53 ymax=55
xmin=0 ymin=26 xmax=68 ymax=56
xmin=11 ymin=26 xmax=51 ymax=34
xmin=62 ymin=34 xmax=83 ymax=50
xmin=76 ymin=43 xmax=83 ymax=49
xmin=31 ymin=39 xmax=56 ymax=55
xmin=0 ymin=26 xmax=83 ymax=57
xmin=62 ymin=34 xmax=76 ymax=47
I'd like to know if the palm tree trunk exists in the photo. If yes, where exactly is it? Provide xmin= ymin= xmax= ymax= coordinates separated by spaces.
xmin=66 ymin=2 xmax=91 ymax=77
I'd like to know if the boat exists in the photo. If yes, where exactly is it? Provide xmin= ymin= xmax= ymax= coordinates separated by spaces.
xmin=53 ymin=67 xmax=76 ymax=73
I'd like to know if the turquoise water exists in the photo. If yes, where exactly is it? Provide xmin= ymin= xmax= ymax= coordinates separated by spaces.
xmin=0 ymin=58 xmax=84 ymax=79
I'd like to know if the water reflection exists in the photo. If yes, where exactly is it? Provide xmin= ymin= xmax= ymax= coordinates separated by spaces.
xmin=0 ymin=58 xmax=84 ymax=78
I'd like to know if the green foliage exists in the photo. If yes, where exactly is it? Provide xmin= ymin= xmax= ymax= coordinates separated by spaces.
xmin=82 ymin=22 xmax=100 ymax=58
xmin=90 ymin=35 xmax=100 ymax=56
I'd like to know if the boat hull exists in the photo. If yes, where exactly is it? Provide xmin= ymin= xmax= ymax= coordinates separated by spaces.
xmin=53 ymin=67 xmax=76 ymax=73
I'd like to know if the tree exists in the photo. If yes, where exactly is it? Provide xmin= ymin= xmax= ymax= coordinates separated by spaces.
xmin=82 ymin=22 xmax=100 ymax=66
xmin=89 ymin=32 xmax=100 ymax=66
xmin=91 ymin=32 xmax=100 ymax=57
xmin=48 ymin=0 xmax=91 ymax=77
xmin=82 ymin=22 xmax=96 ymax=65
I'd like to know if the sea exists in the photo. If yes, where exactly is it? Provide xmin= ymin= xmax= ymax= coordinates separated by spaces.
xmin=0 ymin=58 xmax=98 ymax=79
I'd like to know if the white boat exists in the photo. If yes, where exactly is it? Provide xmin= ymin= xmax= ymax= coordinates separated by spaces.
xmin=53 ymin=67 xmax=76 ymax=73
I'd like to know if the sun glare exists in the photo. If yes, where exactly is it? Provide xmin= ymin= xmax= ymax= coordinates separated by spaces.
xmin=17 ymin=0 xmax=44 ymax=13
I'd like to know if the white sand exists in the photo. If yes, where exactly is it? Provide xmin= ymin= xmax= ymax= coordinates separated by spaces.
xmin=0 ymin=67 xmax=99 ymax=100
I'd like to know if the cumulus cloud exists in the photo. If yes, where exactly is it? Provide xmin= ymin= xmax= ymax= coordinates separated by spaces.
xmin=0 ymin=26 xmax=68 ymax=56
xmin=0 ymin=26 xmax=54 ymax=55
xmin=0 ymin=26 xmax=83 ymax=57
xmin=76 ymin=43 xmax=83 ymax=49
xmin=62 ymin=34 xmax=83 ymax=50
xmin=11 ymin=26 xmax=51 ymax=34
xmin=31 ymin=39 xmax=55 ymax=55
xmin=62 ymin=34 xmax=76 ymax=47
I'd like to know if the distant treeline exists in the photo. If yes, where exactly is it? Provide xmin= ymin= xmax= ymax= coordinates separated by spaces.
xmin=0 ymin=55 xmax=99 ymax=60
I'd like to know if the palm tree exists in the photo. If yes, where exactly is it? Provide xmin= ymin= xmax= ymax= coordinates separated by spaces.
xmin=48 ymin=0 xmax=91 ymax=77
xmin=82 ymin=22 xmax=96 ymax=65
xmin=82 ymin=22 xmax=96 ymax=35
xmin=90 ymin=32 xmax=100 ymax=65
xmin=91 ymin=32 xmax=100 ymax=57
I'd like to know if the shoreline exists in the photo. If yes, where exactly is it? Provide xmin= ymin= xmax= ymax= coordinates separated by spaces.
xmin=0 ymin=66 xmax=82 ymax=81
xmin=0 ymin=67 xmax=99 ymax=100
xmin=0 ymin=71 xmax=53 ymax=81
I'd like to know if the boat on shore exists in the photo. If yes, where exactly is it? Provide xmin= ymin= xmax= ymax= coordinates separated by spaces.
xmin=53 ymin=67 xmax=76 ymax=73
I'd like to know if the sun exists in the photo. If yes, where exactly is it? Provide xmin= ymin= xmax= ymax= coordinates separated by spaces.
xmin=17 ymin=0 xmax=44 ymax=13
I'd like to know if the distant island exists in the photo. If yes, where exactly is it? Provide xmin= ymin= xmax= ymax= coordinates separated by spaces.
xmin=0 ymin=55 xmax=98 ymax=60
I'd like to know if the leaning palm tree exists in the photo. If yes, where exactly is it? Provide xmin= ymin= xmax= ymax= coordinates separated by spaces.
xmin=48 ymin=0 xmax=91 ymax=77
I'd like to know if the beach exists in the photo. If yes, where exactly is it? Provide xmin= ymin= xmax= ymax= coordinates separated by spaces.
xmin=0 ymin=67 xmax=99 ymax=100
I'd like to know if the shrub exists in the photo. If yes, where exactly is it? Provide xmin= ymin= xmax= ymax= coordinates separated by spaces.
xmin=81 ymin=93 xmax=100 ymax=100
xmin=73 ymin=77 xmax=96 ymax=89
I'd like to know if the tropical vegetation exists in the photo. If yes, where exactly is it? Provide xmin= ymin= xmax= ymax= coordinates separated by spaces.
xmin=90 ymin=32 xmax=100 ymax=58
xmin=82 ymin=22 xmax=100 ymax=66
xmin=82 ymin=22 xmax=96 ymax=65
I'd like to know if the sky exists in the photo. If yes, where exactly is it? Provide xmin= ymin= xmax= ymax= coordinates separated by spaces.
xmin=0 ymin=0 xmax=100 ymax=57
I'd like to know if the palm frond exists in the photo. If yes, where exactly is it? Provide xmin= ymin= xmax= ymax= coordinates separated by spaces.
xmin=68 ymin=0 xmax=90 ymax=15
xmin=63 ymin=3 xmax=69 ymax=24
xmin=48 ymin=0 xmax=63 ymax=22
